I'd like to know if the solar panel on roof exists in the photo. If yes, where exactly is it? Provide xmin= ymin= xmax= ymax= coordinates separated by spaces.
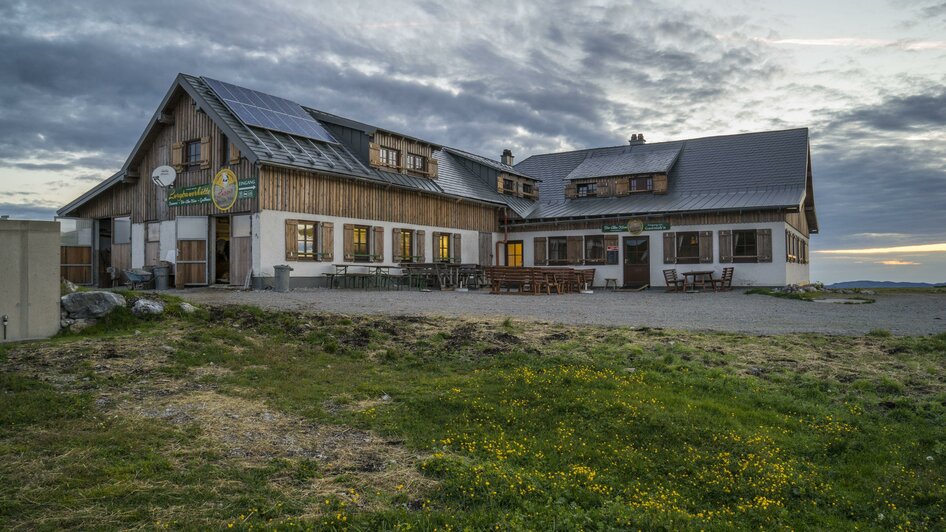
xmin=202 ymin=77 xmax=338 ymax=144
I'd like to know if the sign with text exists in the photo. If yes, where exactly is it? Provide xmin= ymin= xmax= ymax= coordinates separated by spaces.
xmin=167 ymin=177 xmax=257 ymax=208
xmin=601 ymin=221 xmax=670 ymax=233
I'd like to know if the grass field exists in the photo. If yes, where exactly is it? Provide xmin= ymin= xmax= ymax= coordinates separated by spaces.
xmin=2 ymin=298 xmax=945 ymax=530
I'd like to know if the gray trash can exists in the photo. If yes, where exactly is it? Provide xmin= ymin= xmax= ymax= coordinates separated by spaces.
xmin=153 ymin=266 xmax=170 ymax=291
xmin=274 ymin=265 xmax=293 ymax=292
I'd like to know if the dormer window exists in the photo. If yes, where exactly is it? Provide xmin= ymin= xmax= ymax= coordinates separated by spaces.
xmin=630 ymin=177 xmax=653 ymax=193
xmin=503 ymin=178 xmax=515 ymax=192
xmin=405 ymin=153 xmax=425 ymax=172
xmin=379 ymin=147 xmax=399 ymax=168
xmin=577 ymin=183 xmax=597 ymax=197
xmin=522 ymin=183 xmax=534 ymax=195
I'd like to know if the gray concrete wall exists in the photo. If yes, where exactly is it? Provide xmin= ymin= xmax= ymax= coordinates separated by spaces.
xmin=0 ymin=220 xmax=61 ymax=342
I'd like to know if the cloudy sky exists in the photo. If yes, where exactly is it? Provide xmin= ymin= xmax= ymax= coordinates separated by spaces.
xmin=1 ymin=0 xmax=944 ymax=283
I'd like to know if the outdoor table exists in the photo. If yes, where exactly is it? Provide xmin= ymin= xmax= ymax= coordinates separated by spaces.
xmin=682 ymin=270 xmax=715 ymax=292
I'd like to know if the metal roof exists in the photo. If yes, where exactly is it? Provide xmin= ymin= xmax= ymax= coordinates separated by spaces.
xmin=443 ymin=147 xmax=539 ymax=181
xmin=515 ymin=128 xmax=811 ymax=221
xmin=565 ymin=144 xmax=682 ymax=180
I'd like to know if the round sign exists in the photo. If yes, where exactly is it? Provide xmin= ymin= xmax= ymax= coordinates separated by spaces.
xmin=211 ymin=168 xmax=239 ymax=211
xmin=627 ymin=218 xmax=644 ymax=235
xmin=151 ymin=165 xmax=177 ymax=187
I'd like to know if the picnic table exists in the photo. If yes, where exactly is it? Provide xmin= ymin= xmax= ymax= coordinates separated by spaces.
xmin=681 ymin=270 xmax=715 ymax=292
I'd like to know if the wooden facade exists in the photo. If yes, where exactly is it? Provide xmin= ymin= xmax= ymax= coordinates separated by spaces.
xmin=564 ymin=173 xmax=668 ymax=199
xmin=496 ymin=172 xmax=539 ymax=200
xmin=260 ymin=166 xmax=500 ymax=232
xmin=369 ymin=131 xmax=438 ymax=178
xmin=69 ymin=91 xmax=258 ymax=223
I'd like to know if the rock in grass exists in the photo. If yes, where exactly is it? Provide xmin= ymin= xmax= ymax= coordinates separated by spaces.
xmin=61 ymin=291 xmax=126 ymax=319
xmin=179 ymin=302 xmax=197 ymax=314
xmin=132 ymin=298 xmax=165 ymax=317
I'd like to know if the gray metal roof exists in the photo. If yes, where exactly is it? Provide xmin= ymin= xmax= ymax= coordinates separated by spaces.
xmin=434 ymin=151 xmax=537 ymax=216
xmin=515 ymin=128 xmax=810 ymax=220
xmin=565 ymin=144 xmax=682 ymax=180
xmin=443 ymin=147 xmax=539 ymax=181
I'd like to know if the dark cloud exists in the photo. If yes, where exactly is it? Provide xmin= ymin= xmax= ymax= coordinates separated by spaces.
xmin=0 ymin=202 xmax=57 ymax=220
xmin=836 ymin=87 xmax=946 ymax=131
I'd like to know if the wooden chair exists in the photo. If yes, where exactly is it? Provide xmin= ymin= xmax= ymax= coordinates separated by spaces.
xmin=663 ymin=269 xmax=686 ymax=292
xmin=712 ymin=267 xmax=734 ymax=292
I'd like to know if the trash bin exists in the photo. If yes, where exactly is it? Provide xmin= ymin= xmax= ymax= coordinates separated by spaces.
xmin=153 ymin=266 xmax=170 ymax=291
xmin=274 ymin=265 xmax=293 ymax=292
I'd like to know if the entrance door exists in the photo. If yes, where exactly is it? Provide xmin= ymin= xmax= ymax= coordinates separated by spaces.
xmin=58 ymin=218 xmax=94 ymax=285
xmin=623 ymin=236 xmax=650 ymax=287
xmin=478 ymin=232 xmax=493 ymax=266
xmin=111 ymin=217 xmax=132 ymax=285
xmin=505 ymin=240 xmax=523 ymax=267
xmin=95 ymin=218 xmax=112 ymax=287
xmin=175 ymin=216 xmax=208 ymax=288
xmin=229 ymin=215 xmax=252 ymax=287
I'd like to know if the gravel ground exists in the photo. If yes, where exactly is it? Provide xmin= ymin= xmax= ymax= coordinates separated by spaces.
xmin=175 ymin=287 xmax=946 ymax=336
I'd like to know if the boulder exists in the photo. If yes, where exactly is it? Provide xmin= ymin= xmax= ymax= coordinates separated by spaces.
xmin=61 ymin=291 xmax=126 ymax=319
xmin=132 ymin=298 xmax=165 ymax=317
xmin=179 ymin=302 xmax=197 ymax=314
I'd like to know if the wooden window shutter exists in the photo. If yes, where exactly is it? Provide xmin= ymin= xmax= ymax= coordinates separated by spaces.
xmin=534 ymin=237 xmax=547 ymax=266
xmin=372 ymin=226 xmax=385 ymax=262
xmin=229 ymin=142 xmax=241 ymax=165
xmin=368 ymin=142 xmax=381 ymax=166
xmin=699 ymin=231 xmax=713 ymax=263
xmin=718 ymin=230 xmax=732 ymax=263
xmin=615 ymin=179 xmax=629 ymax=196
xmin=285 ymin=220 xmax=299 ymax=261
xmin=566 ymin=236 xmax=583 ymax=265
xmin=663 ymin=232 xmax=677 ymax=264
xmin=496 ymin=175 xmax=504 ymax=193
xmin=427 ymin=157 xmax=438 ymax=179
xmin=452 ymin=233 xmax=462 ymax=263
xmin=596 ymin=179 xmax=611 ymax=197
xmin=199 ymin=136 xmax=211 ymax=169
xmin=564 ymin=182 xmax=578 ymax=198
xmin=653 ymin=174 xmax=668 ymax=194
xmin=320 ymin=222 xmax=334 ymax=261
xmin=416 ymin=230 xmax=426 ymax=262
xmin=171 ymin=142 xmax=184 ymax=172
xmin=343 ymin=224 xmax=354 ymax=261
xmin=757 ymin=228 xmax=772 ymax=262
xmin=392 ymin=228 xmax=403 ymax=262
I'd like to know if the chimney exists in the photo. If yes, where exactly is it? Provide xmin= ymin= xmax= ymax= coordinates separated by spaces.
xmin=629 ymin=133 xmax=646 ymax=145
xmin=501 ymin=148 xmax=514 ymax=165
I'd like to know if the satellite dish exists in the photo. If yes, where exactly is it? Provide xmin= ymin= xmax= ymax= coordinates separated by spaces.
xmin=151 ymin=165 xmax=177 ymax=188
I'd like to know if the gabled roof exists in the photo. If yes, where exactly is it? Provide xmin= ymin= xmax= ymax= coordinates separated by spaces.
xmin=564 ymin=144 xmax=682 ymax=180
xmin=306 ymin=108 xmax=443 ymax=150
xmin=514 ymin=128 xmax=812 ymax=221
xmin=443 ymin=147 xmax=539 ymax=181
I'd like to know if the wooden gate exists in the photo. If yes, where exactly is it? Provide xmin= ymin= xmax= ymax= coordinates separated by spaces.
xmin=478 ymin=232 xmax=493 ymax=266
xmin=230 ymin=215 xmax=252 ymax=286
xmin=59 ymin=218 xmax=93 ymax=285
xmin=175 ymin=216 xmax=208 ymax=287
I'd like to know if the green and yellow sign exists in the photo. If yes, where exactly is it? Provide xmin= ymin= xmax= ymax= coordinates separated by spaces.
xmin=167 ymin=176 xmax=257 ymax=208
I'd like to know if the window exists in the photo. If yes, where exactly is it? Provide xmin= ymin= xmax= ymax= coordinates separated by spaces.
xmin=379 ymin=147 xmax=399 ymax=168
xmin=146 ymin=222 xmax=161 ymax=243
xmin=296 ymin=222 xmax=319 ymax=260
xmin=732 ymin=230 xmax=758 ymax=262
xmin=577 ymin=183 xmax=597 ymax=197
xmin=221 ymin=135 xmax=230 ymax=165
xmin=400 ymin=230 xmax=415 ymax=262
xmin=506 ymin=241 xmax=523 ymax=267
xmin=584 ymin=235 xmax=605 ymax=264
xmin=185 ymin=140 xmax=201 ymax=166
xmin=676 ymin=231 xmax=700 ymax=264
xmin=522 ymin=183 xmax=534 ymax=195
xmin=437 ymin=233 xmax=451 ymax=263
xmin=405 ymin=153 xmax=425 ymax=172
xmin=548 ymin=237 xmax=568 ymax=265
xmin=630 ymin=177 xmax=653 ymax=192
xmin=353 ymin=225 xmax=370 ymax=261
xmin=113 ymin=217 xmax=131 ymax=245
xmin=503 ymin=178 xmax=515 ymax=193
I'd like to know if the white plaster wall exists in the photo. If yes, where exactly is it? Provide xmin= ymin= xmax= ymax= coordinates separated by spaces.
xmin=251 ymin=212 xmax=262 ymax=278
xmin=159 ymin=220 xmax=176 ymax=263
xmin=785 ymin=226 xmax=811 ymax=285
xmin=506 ymin=221 xmax=794 ymax=287
xmin=131 ymin=223 xmax=145 ymax=268
xmin=257 ymin=209 xmax=486 ymax=278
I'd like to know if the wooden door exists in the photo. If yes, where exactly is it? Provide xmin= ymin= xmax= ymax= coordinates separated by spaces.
xmin=59 ymin=218 xmax=93 ymax=285
xmin=623 ymin=236 xmax=650 ymax=287
xmin=175 ymin=216 xmax=208 ymax=287
xmin=230 ymin=215 xmax=252 ymax=287
xmin=111 ymin=217 xmax=132 ymax=284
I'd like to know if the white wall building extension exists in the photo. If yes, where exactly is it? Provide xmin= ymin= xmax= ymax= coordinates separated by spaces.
xmin=504 ymin=221 xmax=808 ymax=288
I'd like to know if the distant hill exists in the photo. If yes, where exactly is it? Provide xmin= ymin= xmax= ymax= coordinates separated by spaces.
xmin=828 ymin=280 xmax=945 ymax=289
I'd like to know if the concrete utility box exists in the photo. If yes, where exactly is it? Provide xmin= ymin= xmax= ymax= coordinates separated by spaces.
xmin=0 ymin=220 xmax=61 ymax=342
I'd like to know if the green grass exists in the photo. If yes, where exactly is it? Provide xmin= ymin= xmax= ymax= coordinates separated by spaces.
xmin=2 ymin=306 xmax=945 ymax=530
